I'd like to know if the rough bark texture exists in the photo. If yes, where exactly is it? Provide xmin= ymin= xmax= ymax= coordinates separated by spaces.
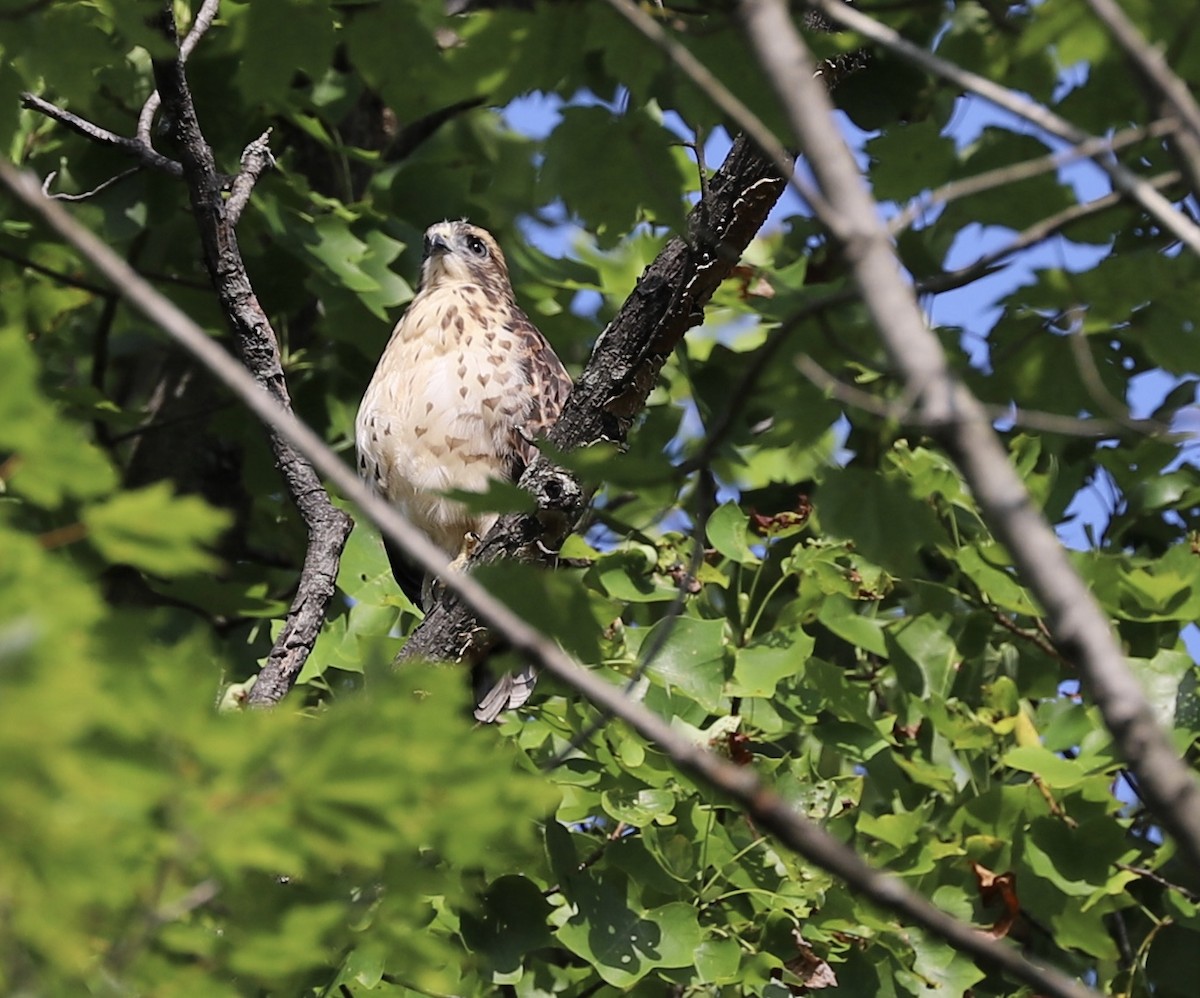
xmin=401 ymin=133 xmax=789 ymax=661
xmin=149 ymin=17 xmax=353 ymax=706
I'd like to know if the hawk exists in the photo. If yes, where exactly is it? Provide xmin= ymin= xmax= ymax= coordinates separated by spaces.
xmin=355 ymin=219 xmax=572 ymax=719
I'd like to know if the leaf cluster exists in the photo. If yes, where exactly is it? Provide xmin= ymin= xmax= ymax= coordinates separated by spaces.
xmin=3 ymin=1 xmax=1200 ymax=995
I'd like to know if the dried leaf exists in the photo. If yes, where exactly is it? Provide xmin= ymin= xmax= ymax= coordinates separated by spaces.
xmin=783 ymin=930 xmax=839 ymax=990
xmin=970 ymin=860 xmax=1020 ymax=939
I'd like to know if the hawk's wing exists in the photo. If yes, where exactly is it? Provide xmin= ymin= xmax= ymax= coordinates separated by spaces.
xmin=509 ymin=308 xmax=573 ymax=476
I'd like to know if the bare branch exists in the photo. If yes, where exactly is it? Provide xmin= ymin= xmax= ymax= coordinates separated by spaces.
xmin=40 ymin=166 xmax=142 ymax=202
xmin=21 ymin=92 xmax=184 ymax=178
xmin=742 ymin=0 xmax=1200 ymax=884
xmin=179 ymin=0 xmax=221 ymax=62
xmin=136 ymin=92 xmax=161 ymax=150
xmin=889 ymin=118 xmax=1180 ymax=237
xmin=145 ymin=2 xmax=349 ymax=706
xmin=1084 ymin=0 xmax=1200 ymax=194
xmin=137 ymin=0 xmax=220 ymax=146
xmin=226 ymin=129 xmax=275 ymax=227
xmin=809 ymin=0 xmax=1200 ymax=256
xmin=919 ymin=169 xmax=1182 ymax=295
xmin=0 ymin=158 xmax=1103 ymax=998
xmin=793 ymin=352 xmax=1165 ymax=440
xmin=0 ymin=245 xmax=113 ymax=297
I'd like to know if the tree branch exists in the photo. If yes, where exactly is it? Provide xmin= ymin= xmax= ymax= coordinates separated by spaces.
xmin=145 ymin=8 xmax=350 ymax=706
xmin=1084 ymin=0 xmax=1200 ymax=196
xmin=888 ymin=118 xmax=1180 ymax=237
xmin=20 ymin=91 xmax=184 ymax=178
xmin=741 ymin=0 xmax=1200 ymax=879
xmin=20 ymin=3 xmax=346 ymax=705
xmin=137 ymin=0 xmax=220 ymax=147
xmin=0 ymin=158 xmax=1101 ymax=998
xmin=809 ymin=0 xmax=1200 ymax=256
xmin=918 ymin=168 xmax=1182 ymax=295
xmin=400 ymin=131 xmax=789 ymax=662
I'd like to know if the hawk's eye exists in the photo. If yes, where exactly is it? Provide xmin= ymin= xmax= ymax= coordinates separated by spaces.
xmin=465 ymin=235 xmax=488 ymax=257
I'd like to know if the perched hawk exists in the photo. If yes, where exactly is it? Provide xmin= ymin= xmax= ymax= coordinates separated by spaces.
xmin=355 ymin=220 xmax=572 ymax=718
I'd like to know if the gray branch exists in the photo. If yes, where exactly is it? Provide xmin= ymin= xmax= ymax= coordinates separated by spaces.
xmin=0 ymin=156 xmax=1100 ymax=998
xmin=741 ymin=0 xmax=1200 ymax=880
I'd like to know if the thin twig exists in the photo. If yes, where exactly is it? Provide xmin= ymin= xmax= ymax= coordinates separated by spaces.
xmin=919 ymin=170 xmax=1182 ymax=295
xmin=40 ymin=165 xmax=143 ymax=202
xmin=794 ymin=352 xmax=1166 ymax=440
xmin=138 ymin=0 xmax=221 ymax=146
xmin=889 ymin=118 xmax=1180 ymax=237
xmin=0 ymin=245 xmax=113 ymax=297
xmin=1116 ymin=862 xmax=1200 ymax=902
xmin=1084 ymin=0 xmax=1200 ymax=193
xmin=226 ymin=129 xmax=275 ymax=227
xmin=0 ymin=156 xmax=1107 ymax=998
xmin=20 ymin=92 xmax=183 ymax=177
xmin=809 ymin=0 xmax=1200 ymax=256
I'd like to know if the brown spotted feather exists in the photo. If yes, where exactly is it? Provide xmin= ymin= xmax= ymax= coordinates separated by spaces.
xmin=355 ymin=219 xmax=571 ymax=636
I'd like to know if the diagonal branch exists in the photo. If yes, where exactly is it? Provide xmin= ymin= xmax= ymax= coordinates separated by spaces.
xmin=400 ymin=131 xmax=789 ymax=662
xmin=808 ymin=0 xmax=1200 ymax=257
xmin=145 ymin=5 xmax=351 ymax=706
xmin=0 ymin=158 xmax=1101 ymax=998
xmin=741 ymin=0 xmax=1200 ymax=879
xmin=919 ymin=168 xmax=1182 ymax=294
xmin=1084 ymin=0 xmax=1200 ymax=196
xmin=20 ymin=91 xmax=183 ymax=177
xmin=889 ymin=118 xmax=1180 ymax=237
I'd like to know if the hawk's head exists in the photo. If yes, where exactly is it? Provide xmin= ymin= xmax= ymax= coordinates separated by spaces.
xmin=419 ymin=220 xmax=512 ymax=301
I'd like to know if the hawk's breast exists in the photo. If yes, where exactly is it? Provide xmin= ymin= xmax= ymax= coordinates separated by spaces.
xmin=355 ymin=285 xmax=533 ymax=554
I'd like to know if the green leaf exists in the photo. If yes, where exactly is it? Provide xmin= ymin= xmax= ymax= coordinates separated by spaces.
xmin=1002 ymin=745 xmax=1087 ymax=788
xmin=730 ymin=625 xmax=814 ymax=698
xmin=83 ymin=483 xmax=230 ymax=576
xmin=636 ymin=616 xmax=728 ymax=712
xmin=818 ymin=598 xmax=888 ymax=656
xmin=818 ymin=466 xmax=944 ymax=579
xmin=543 ymin=105 xmax=691 ymax=244
xmin=238 ymin=0 xmax=336 ymax=108
xmin=694 ymin=935 xmax=742 ymax=984
xmin=475 ymin=561 xmax=618 ymax=664
xmin=867 ymin=119 xmax=957 ymax=202
xmin=706 ymin=501 xmax=761 ymax=565
xmin=460 ymin=875 xmax=553 ymax=980
xmin=888 ymin=615 xmax=960 ymax=699
xmin=443 ymin=478 xmax=537 ymax=515
xmin=601 ymin=787 xmax=677 ymax=828
xmin=555 ymin=871 xmax=701 ymax=987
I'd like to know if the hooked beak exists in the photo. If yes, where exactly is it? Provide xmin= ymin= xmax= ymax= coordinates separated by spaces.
xmin=424 ymin=230 xmax=451 ymax=257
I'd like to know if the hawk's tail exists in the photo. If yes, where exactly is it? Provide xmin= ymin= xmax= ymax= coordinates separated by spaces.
xmin=473 ymin=662 xmax=539 ymax=723
xmin=383 ymin=536 xmax=425 ymax=610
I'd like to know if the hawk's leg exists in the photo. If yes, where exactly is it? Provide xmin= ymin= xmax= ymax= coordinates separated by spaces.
xmin=455 ymin=530 xmax=483 ymax=568
xmin=423 ymin=531 xmax=483 ymax=607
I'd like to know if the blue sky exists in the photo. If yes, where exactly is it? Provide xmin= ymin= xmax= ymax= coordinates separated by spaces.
xmin=503 ymin=88 xmax=1199 ymax=554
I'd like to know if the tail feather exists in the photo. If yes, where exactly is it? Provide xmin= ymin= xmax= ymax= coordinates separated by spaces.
xmin=473 ymin=663 xmax=539 ymax=723
xmin=384 ymin=536 xmax=425 ymax=609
